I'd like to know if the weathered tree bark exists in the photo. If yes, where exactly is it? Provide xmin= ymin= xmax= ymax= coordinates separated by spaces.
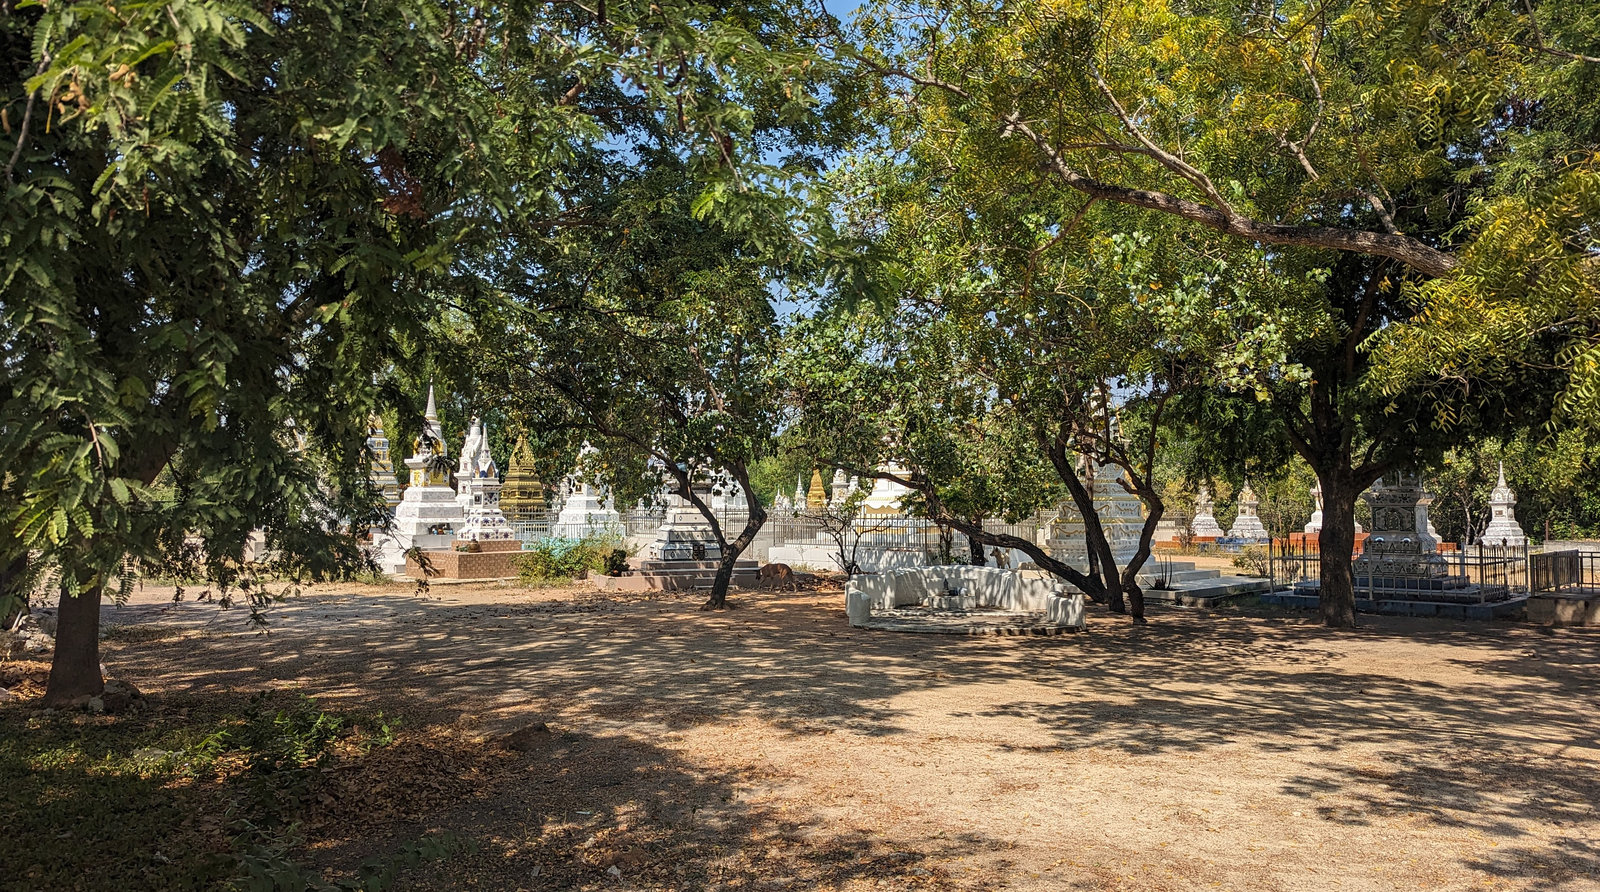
xmin=43 ymin=579 xmax=104 ymax=706
xmin=967 ymin=531 xmax=987 ymax=566
xmin=1315 ymin=475 xmax=1361 ymax=628
xmin=697 ymin=463 xmax=768 ymax=610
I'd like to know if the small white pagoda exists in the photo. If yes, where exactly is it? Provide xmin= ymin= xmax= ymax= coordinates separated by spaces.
xmin=1227 ymin=481 xmax=1269 ymax=542
xmin=374 ymin=386 xmax=465 ymax=572
xmin=1190 ymin=485 xmax=1226 ymax=538
xmin=1045 ymin=459 xmax=1143 ymax=566
xmin=455 ymin=417 xmax=514 ymax=541
xmin=550 ymin=443 xmax=622 ymax=538
xmin=1480 ymin=463 xmax=1528 ymax=547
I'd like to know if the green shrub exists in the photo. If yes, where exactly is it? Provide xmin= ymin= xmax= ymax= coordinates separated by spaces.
xmin=515 ymin=535 xmax=623 ymax=581
xmin=1232 ymin=545 xmax=1269 ymax=577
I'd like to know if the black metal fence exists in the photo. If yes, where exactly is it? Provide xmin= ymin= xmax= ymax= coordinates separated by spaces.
xmin=1530 ymin=550 xmax=1600 ymax=593
xmin=1268 ymin=539 xmax=1529 ymax=602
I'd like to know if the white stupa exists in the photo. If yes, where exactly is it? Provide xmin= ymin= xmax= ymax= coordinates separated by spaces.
xmin=861 ymin=462 xmax=914 ymax=517
xmin=374 ymin=386 xmax=465 ymax=572
xmin=550 ymin=443 xmax=623 ymax=538
xmin=828 ymin=468 xmax=851 ymax=507
xmin=455 ymin=417 xmax=514 ymax=541
xmin=1305 ymin=478 xmax=1364 ymax=537
xmin=1093 ymin=460 xmax=1144 ymax=562
xmin=1480 ymin=463 xmax=1528 ymax=547
xmin=1415 ymin=486 xmax=1442 ymax=550
xmin=1044 ymin=459 xmax=1144 ymax=567
xmin=1227 ymin=481 xmax=1269 ymax=542
xmin=1190 ymin=485 xmax=1226 ymax=538
xmin=1304 ymin=480 xmax=1324 ymax=534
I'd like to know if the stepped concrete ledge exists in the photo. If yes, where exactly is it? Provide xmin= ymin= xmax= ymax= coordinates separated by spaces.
xmin=1145 ymin=575 xmax=1271 ymax=608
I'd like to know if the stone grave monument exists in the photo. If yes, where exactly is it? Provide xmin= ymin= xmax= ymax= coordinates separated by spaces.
xmin=1190 ymin=485 xmax=1226 ymax=539
xmin=455 ymin=417 xmax=515 ymax=542
xmin=1227 ymin=481 xmax=1269 ymax=542
xmin=1480 ymin=463 xmax=1528 ymax=547
xmin=551 ymin=443 xmax=622 ymax=538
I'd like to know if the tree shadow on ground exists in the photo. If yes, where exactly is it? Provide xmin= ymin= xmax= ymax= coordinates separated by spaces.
xmin=95 ymin=586 xmax=1600 ymax=889
xmin=310 ymin=721 xmax=1009 ymax=891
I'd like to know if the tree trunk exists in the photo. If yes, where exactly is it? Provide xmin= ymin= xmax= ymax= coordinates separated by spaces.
xmin=1317 ymin=478 xmax=1359 ymax=628
xmin=967 ymin=532 xmax=986 ymax=566
xmin=0 ymin=552 xmax=27 ymax=629
xmin=702 ymin=465 xmax=768 ymax=610
xmin=705 ymin=556 xmax=737 ymax=610
xmin=44 ymin=581 xmax=105 ymax=706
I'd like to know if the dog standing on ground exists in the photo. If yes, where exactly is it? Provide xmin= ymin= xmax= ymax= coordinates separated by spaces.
xmin=758 ymin=562 xmax=799 ymax=591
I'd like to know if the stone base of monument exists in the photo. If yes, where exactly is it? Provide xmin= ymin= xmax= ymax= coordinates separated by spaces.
xmin=1263 ymin=585 xmax=1529 ymax=620
xmin=1527 ymin=591 xmax=1600 ymax=626
xmin=591 ymin=559 xmax=760 ymax=593
xmin=1144 ymin=575 xmax=1273 ymax=608
xmin=405 ymin=547 xmax=522 ymax=580
xmin=846 ymin=567 xmax=1085 ymax=634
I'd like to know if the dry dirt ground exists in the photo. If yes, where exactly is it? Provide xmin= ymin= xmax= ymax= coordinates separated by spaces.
xmin=69 ymin=580 xmax=1600 ymax=890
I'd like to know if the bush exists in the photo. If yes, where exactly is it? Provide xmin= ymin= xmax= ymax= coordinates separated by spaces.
xmin=604 ymin=548 xmax=629 ymax=577
xmin=1232 ymin=545 xmax=1269 ymax=577
xmin=515 ymin=536 xmax=623 ymax=582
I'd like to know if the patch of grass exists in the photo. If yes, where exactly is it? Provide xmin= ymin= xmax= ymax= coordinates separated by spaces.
xmin=0 ymin=692 xmax=448 ymax=892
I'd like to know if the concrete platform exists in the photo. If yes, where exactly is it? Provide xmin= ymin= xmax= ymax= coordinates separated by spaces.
xmin=1145 ymin=575 xmax=1272 ymax=607
xmin=1259 ymin=591 xmax=1529 ymax=620
xmin=592 ymin=560 xmax=760 ymax=593
xmin=1526 ymin=591 xmax=1600 ymax=626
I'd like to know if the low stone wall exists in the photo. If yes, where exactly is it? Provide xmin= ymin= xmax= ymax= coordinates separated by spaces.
xmin=845 ymin=567 xmax=1085 ymax=631
xmin=1527 ymin=593 xmax=1600 ymax=626
xmin=406 ymin=548 xmax=522 ymax=580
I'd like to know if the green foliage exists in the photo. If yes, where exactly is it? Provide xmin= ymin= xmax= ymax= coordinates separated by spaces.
xmin=515 ymin=536 xmax=623 ymax=582
xmin=1232 ymin=546 xmax=1270 ymax=578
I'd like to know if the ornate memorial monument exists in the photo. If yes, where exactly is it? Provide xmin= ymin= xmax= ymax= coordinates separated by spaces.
xmin=1227 ymin=481 xmax=1269 ymax=542
xmin=1354 ymin=472 xmax=1449 ymax=580
xmin=500 ymin=434 xmax=548 ymax=523
xmin=374 ymin=386 xmax=465 ymax=571
xmin=1190 ymin=485 xmax=1226 ymax=538
xmin=455 ymin=417 xmax=514 ymax=541
xmin=805 ymin=469 xmax=828 ymax=512
xmin=1480 ymin=463 xmax=1528 ymax=547
xmin=366 ymin=416 xmax=402 ymax=510
xmin=646 ymin=480 xmax=723 ymax=562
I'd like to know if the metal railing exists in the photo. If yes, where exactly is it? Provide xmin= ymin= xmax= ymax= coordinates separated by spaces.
xmin=1268 ymin=539 xmax=1528 ymax=603
xmin=1531 ymin=550 xmax=1600 ymax=593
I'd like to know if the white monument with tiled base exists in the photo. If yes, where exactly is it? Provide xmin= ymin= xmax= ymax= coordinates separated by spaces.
xmin=374 ymin=386 xmax=465 ymax=572
xmin=455 ymin=417 xmax=515 ymax=542
xmin=1480 ymin=463 xmax=1527 ymax=547
xmin=646 ymin=486 xmax=722 ymax=561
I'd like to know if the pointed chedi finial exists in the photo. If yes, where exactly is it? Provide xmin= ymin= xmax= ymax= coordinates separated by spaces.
xmin=425 ymin=384 xmax=438 ymax=421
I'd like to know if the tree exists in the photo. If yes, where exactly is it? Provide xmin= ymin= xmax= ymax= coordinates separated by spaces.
xmin=470 ymin=156 xmax=823 ymax=608
xmin=2 ymin=0 xmax=851 ymax=702
xmin=839 ymin=0 xmax=1597 ymax=625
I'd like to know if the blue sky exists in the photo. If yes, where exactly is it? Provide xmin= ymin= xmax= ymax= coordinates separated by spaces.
xmin=822 ymin=0 xmax=862 ymax=21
